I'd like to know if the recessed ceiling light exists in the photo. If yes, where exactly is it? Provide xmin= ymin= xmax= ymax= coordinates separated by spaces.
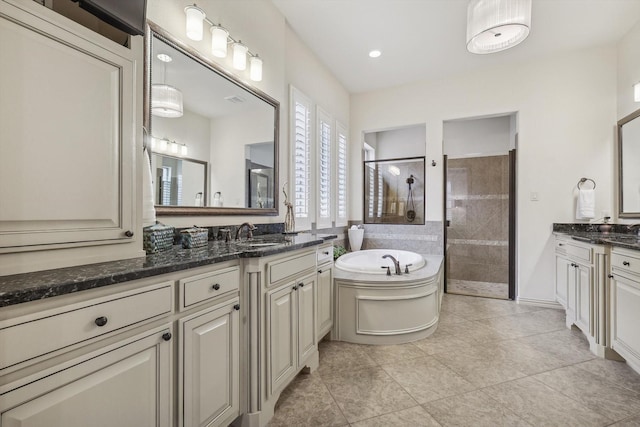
xmin=157 ymin=53 xmax=173 ymax=62
xmin=369 ymin=50 xmax=381 ymax=58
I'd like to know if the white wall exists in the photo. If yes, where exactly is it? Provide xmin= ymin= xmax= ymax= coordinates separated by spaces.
xmin=153 ymin=109 xmax=211 ymax=162
xmin=147 ymin=0 xmax=349 ymax=228
xmin=370 ymin=125 xmax=426 ymax=160
xmin=617 ymin=20 xmax=640 ymax=120
xmin=444 ymin=115 xmax=512 ymax=158
xmin=350 ymin=46 xmax=617 ymax=304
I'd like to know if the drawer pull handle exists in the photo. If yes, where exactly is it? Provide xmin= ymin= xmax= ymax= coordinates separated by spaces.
xmin=233 ymin=304 xmax=240 ymax=311
xmin=162 ymin=332 xmax=172 ymax=341
xmin=124 ymin=230 xmax=134 ymax=238
xmin=212 ymin=283 xmax=221 ymax=290
xmin=94 ymin=316 xmax=108 ymax=327
xmin=298 ymin=282 xmax=305 ymax=288
xmin=623 ymin=261 xmax=631 ymax=266
xmin=608 ymin=274 xmax=614 ymax=279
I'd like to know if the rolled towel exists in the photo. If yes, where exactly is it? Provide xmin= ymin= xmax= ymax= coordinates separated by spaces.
xmin=576 ymin=189 xmax=595 ymax=220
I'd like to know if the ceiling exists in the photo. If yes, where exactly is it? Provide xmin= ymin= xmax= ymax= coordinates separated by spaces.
xmin=271 ymin=0 xmax=640 ymax=94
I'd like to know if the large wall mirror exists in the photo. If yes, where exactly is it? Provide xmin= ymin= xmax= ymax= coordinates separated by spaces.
xmin=618 ymin=108 xmax=640 ymax=218
xmin=145 ymin=22 xmax=279 ymax=215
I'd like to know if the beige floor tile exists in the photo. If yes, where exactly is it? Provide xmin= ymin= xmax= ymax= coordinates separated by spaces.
xmin=609 ymin=414 xmax=640 ymax=426
xmin=349 ymin=405 xmax=441 ymax=427
xmin=534 ymin=365 xmax=640 ymax=422
xmin=317 ymin=340 xmax=377 ymax=376
xmin=412 ymin=331 xmax=472 ymax=356
xmin=490 ymin=339 xmax=568 ymax=374
xmin=485 ymin=376 xmax=612 ymax=426
xmin=361 ymin=342 xmax=425 ymax=365
xmin=423 ymin=390 xmax=532 ymax=426
xmin=514 ymin=328 xmax=596 ymax=365
xmin=575 ymin=358 xmax=640 ymax=394
xmin=269 ymin=373 xmax=347 ymax=427
xmin=380 ymin=356 xmax=476 ymax=403
xmin=321 ymin=366 xmax=417 ymax=423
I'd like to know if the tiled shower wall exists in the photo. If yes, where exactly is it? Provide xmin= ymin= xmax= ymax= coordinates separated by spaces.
xmin=446 ymin=155 xmax=509 ymax=299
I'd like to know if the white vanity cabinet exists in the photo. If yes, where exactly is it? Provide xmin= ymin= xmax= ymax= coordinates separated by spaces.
xmin=243 ymin=247 xmax=321 ymax=427
xmin=609 ymin=247 xmax=640 ymax=373
xmin=0 ymin=1 xmax=141 ymax=257
xmin=316 ymin=244 xmax=334 ymax=340
xmin=554 ymin=236 xmax=608 ymax=356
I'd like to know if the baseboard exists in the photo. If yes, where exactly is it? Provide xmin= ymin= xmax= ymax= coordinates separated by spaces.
xmin=516 ymin=297 xmax=564 ymax=310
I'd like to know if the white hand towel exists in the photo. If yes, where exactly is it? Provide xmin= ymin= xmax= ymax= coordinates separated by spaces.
xmin=576 ymin=189 xmax=595 ymax=220
xmin=142 ymin=147 xmax=157 ymax=227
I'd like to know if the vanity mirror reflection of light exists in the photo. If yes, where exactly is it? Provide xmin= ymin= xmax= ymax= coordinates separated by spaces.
xmin=145 ymin=22 xmax=279 ymax=215
xmin=618 ymin=107 xmax=640 ymax=217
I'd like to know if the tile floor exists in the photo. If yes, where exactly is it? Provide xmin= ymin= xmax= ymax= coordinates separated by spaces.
xmin=269 ymin=294 xmax=640 ymax=427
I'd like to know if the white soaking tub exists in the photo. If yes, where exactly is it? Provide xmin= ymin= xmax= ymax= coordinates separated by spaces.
xmin=334 ymin=250 xmax=444 ymax=345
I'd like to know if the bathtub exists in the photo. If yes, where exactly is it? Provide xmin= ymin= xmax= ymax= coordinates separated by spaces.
xmin=334 ymin=250 xmax=443 ymax=345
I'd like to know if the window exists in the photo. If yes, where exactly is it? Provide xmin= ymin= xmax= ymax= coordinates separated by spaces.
xmin=317 ymin=107 xmax=332 ymax=229
xmin=290 ymin=86 xmax=313 ymax=231
xmin=335 ymin=122 xmax=348 ymax=226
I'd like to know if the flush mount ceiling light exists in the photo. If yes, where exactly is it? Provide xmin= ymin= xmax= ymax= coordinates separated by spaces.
xmin=466 ymin=0 xmax=532 ymax=54
xmin=156 ymin=53 xmax=172 ymax=63
xmin=184 ymin=3 xmax=263 ymax=81
xmin=369 ymin=50 xmax=382 ymax=58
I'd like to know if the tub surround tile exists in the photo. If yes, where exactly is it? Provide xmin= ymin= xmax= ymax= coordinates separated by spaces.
xmin=321 ymin=366 xmax=418 ymax=423
xmin=423 ymin=390 xmax=532 ymax=427
xmin=349 ymin=405 xmax=441 ymax=427
xmin=0 ymin=233 xmax=336 ymax=308
xmin=485 ymin=377 xmax=612 ymax=426
xmin=446 ymin=279 xmax=508 ymax=299
xmin=534 ymin=365 xmax=640 ymax=421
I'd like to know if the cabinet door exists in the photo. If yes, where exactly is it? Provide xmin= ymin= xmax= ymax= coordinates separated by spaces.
xmin=0 ymin=327 xmax=172 ymax=427
xmin=575 ymin=263 xmax=592 ymax=334
xmin=0 ymin=2 xmax=137 ymax=250
xmin=267 ymin=284 xmax=297 ymax=396
xmin=555 ymin=256 xmax=571 ymax=309
xmin=297 ymin=274 xmax=317 ymax=364
xmin=317 ymin=265 xmax=333 ymax=339
xmin=611 ymin=274 xmax=640 ymax=362
xmin=180 ymin=300 xmax=239 ymax=427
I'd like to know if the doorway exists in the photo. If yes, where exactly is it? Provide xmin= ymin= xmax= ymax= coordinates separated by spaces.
xmin=443 ymin=114 xmax=516 ymax=300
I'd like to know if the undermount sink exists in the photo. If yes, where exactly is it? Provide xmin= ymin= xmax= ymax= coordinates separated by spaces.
xmin=237 ymin=241 xmax=281 ymax=248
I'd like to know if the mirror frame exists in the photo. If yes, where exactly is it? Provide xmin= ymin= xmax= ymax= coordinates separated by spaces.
xmin=617 ymin=107 xmax=640 ymax=218
xmin=144 ymin=21 xmax=279 ymax=216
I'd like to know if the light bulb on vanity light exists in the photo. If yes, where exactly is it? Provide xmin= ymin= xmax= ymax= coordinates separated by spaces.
xmin=184 ymin=5 xmax=206 ymax=41
xmin=159 ymin=138 xmax=168 ymax=151
xmin=181 ymin=144 xmax=188 ymax=156
xmin=634 ymin=82 xmax=640 ymax=102
xmin=250 ymin=55 xmax=263 ymax=81
xmin=210 ymin=25 xmax=229 ymax=57
xmin=170 ymin=142 xmax=179 ymax=154
xmin=233 ymin=41 xmax=248 ymax=70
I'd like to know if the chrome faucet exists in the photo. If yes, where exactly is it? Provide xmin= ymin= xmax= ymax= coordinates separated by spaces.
xmin=236 ymin=222 xmax=257 ymax=241
xmin=382 ymin=254 xmax=402 ymax=275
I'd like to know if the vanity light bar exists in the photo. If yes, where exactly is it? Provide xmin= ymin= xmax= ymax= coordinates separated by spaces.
xmin=151 ymin=137 xmax=188 ymax=157
xmin=184 ymin=4 xmax=263 ymax=81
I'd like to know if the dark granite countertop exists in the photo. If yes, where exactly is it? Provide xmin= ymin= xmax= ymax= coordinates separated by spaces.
xmin=553 ymin=223 xmax=640 ymax=251
xmin=0 ymin=233 xmax=336 ymax=308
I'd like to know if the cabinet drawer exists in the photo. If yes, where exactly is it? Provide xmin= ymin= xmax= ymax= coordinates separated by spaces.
xmin=180 ymin=266 xmax=240 ymax=309
xmin=611 ymin=252 xmax=640 ymax=277
xmin=0 ymin=282 xmax=173 ymax=371
xmin=317 ymin=246 xmax=333 ymax=265
xmin=555 ymin=240 xmax=591 ymax=263
xmin=268 ymin=251 xmax=316 ymax=285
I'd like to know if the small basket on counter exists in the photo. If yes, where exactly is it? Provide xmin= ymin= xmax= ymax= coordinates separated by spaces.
xmin=143 ymin=223 xmax=175 ymax=254
xmin=181 ymin=226 xmax=209 ymax=249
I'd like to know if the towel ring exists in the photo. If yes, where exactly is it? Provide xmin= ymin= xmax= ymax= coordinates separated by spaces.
xmin=577 ymin=178 xmax=596 ymax=190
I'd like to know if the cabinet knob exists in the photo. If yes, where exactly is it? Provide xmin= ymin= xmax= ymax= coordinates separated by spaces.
xmin=233 ymin=304 xmax=240 ymax=311
xmin=298 ymin=282 xmax=305 ymax=288
xmin=292 ymin=285 xmax=298 ymax=291
xmin=623 ymin=261 xmax=631 ymax=266
xmin=318 ymin=269 xmax=323 ymax=274
xmin=162 ymin=332 xmax=172 ymax=341
xmin=212 ymin=283 xmax=221 ymax=291
xmin=124 ymin=230 xmax=134 ymax=238
xmin=608 ymin=274 xmax=614 ymax=279
xmin=94 ymin=316 xmax=108 ymax=327
xmin=323 ymin=251 xmax=330 ymax=255
xmin=558 ymin=243 xmax=564 ymax=246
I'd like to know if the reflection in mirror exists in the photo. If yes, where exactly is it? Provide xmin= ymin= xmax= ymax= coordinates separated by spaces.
xmin=146 ymin=23 xmax=279 ymax=215
xmin=363 ymin=157 xmax=425 ymax=225
xmin=151 ymin=153 xmax=207 ymax=206
xmin=618 ymin=108 xmax=640 ymax=217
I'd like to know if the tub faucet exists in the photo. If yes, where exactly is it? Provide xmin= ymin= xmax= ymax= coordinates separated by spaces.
xmin=382 ymin=254 xmax=402 ymax=275
xmin=236 ymin=222 xmax=256 ymax=241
